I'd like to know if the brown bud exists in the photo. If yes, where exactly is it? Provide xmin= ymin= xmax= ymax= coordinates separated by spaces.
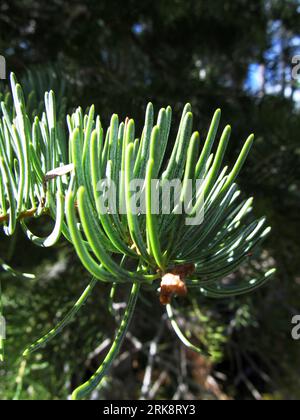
xmin=160 ymin=273 xmax=188 ymax=305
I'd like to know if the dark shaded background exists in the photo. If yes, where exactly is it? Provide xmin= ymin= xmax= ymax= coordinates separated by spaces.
xmin=0 ymin=0 xmax=300 ymax=400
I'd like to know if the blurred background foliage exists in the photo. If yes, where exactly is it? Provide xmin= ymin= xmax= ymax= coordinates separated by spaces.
xmin=0 ymin=0 xmax=300 ymax=400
